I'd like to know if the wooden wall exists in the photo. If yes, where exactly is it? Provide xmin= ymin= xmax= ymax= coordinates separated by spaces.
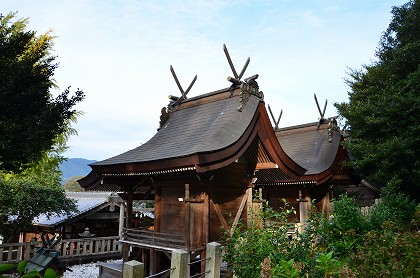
xmin=154 ymin=163 xmax=251 ymax=249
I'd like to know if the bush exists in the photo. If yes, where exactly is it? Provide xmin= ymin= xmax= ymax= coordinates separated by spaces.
xmin=349 ymin=230 xmax=420 ymax=277
xmin=223 ymin=201 xmax=295 ymax=278
xmin=368 ymin=192 xmax=416 ymax=231
xmin=223 ymin=194 xmax=420 ymax=277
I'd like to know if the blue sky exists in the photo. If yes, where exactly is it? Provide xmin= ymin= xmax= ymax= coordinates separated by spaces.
xmin=3 ymin=0 xmax=407 ymax=161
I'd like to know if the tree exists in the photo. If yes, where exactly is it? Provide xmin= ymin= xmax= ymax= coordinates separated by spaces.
xmin=0 ymin=174 xmax=77 ymax=243
xmin=0 ymin=12 xmax=84 ymax=172
xmin=335 ymin=0 xmax=420 ymax=199
xmin=0 ymin=12 xmax=83 ymax=242
xmin=63 ymin=175 xmax=85 ymax=192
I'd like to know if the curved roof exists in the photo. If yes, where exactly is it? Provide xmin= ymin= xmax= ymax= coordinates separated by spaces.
xmin=88 ymin=86 xmax=305 ymax=178
xmin=93 ymin=88 xmax=258 ymax=166
xmin=277 ymin=120 xmax=341 ymax=175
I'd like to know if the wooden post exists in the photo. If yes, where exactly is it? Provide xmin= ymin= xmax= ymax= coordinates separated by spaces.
xmin=119 ymin=201 xmax=125 ymax=239
xmin=205 ymin=242 xmax=222 ymax=278
xmin=246 ymin=186 xmax=253 ymax=227
xmin=171 ymin=249 xmax=190 ymax=278
xmin=123 ymin=260 xmax=144 ymax=278
xmin=185 ymin=184 xmax=191 ymax=250
xmin=297 ymin=190 xmax=309 ymax=233
xmin=126 ymin=193 xmax=133 ymax=229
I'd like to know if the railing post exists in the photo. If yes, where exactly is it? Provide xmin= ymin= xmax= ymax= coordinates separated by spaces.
xmin=123 ymin=260 xmax=144 ymax=278
xmin=171 ymin=249 xmax=190 ymax=278
xmin=205 ymin=242 xmax=222 ymax=278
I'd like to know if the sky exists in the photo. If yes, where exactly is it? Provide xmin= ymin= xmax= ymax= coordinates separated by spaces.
xmin=3 ymin=0 xmax=408 ymax=161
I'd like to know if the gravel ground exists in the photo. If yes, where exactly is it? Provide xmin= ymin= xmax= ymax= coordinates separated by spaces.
xmin=62 ymin=262 xmax=100 ymax=278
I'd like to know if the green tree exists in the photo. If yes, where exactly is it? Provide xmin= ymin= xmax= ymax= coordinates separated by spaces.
xmin=0 ymin=174 xmax=77 ymax=243
xmin=0 ymin=12 xmax=84 ymax=172
xmin=335 ymin=0 xmax=420 ymax=199
xmin=0 ymin=12 xmax=83 ymax=242
xmin=63 ymin=175 xmax=85 ymax=192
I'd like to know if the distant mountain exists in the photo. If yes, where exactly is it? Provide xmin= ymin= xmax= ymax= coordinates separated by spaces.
xmin=59 ymin=158 xmax=96 ymax=184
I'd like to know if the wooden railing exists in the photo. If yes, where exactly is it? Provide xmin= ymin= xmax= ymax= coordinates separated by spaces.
xmin=123 ymin=229 xmax=186 ymax=250
xmin=0 ymin=236 xmax=121 ymax=264
xmin=56 ymin=236 xmax=121 ymax=259
xmin=0 ymin=241 xmax=39 ymax=264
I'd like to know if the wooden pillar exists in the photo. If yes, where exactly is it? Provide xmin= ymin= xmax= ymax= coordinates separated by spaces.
xmin=126 ymin=193 xmax=133 ymax=229
xmin=246 ymin=178 xmax=256 ymax=227
xmin=123 ymin=243 xmax=130 ymax=262
xmin=201 ymin=249 xmax=207 ymax=277
xmin=119 ymin=201 xmax=125 ymax=239
xmin=297 ymin=189 xmax=309 ymax=233
xmin=155 ymin=186 xmax=161 ymax=232
xmin=184 ymin=184 xmax=191 ymax=250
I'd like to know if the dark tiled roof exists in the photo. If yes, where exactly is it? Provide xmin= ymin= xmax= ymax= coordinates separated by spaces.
xmin=276 ymin=121 xmax=341 ymax=175
xmin=93 ymin=90 xmax=260 ymax=166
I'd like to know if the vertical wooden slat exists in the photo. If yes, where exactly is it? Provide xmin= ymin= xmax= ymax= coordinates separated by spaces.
xmin=82 ymin=241 xmax=87 ymax=254
xmin=76 ymin=242 xmax=81 ymax=255
xmin=95 ymin=240 xmax=100 ymax=253
xmin=101 ymin=240 xmax=106 ymax=252
xmin=0 ymin=248 xmax=4 ymax=263
xmin=17 ymin=246 xmax=22 ymax=261
xmin=89 ymin=240 xmax=93 ymax=253
xmin=24 ymin=245 xmax=31 ymax=260
xmin=106 ymin=239 xmax=111 ymax=252
xmin=7 ymin=246 xmax=13 ymax=261
xmin=69 ymin=241 xmax=74 ymax=256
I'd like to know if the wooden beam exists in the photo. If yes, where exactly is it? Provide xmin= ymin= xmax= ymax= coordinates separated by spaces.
xmin=229 ymin=189 xmax=249 ymax=235
xmin=255 ymin=162 xmax=278 ymax=169
xmin=209 ymin=190 xmax=229 ymax=230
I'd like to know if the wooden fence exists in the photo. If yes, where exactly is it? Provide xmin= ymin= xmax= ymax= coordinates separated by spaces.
xmin=0 ymin=236 xmax=121 ymax=264
xmin=360 ymin=198 xmax=381 ymax=216
xmin=123 ymin=228 xmax=186 ymax=250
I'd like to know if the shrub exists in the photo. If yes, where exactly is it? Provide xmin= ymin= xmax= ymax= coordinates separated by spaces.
xmin=223 ymin=201 xmax=295 ymax=278
xmin=368 ymin=192 xmax=416 ymax=231
xmin=349 ymin=230 xmax=420 ymax=277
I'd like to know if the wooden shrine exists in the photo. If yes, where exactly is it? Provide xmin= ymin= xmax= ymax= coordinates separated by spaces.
xmin=78 ymin=45 xmax=357 ymax=275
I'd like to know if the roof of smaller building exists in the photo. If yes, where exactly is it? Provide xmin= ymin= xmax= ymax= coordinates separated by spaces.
xmin=33 ymin=192 xmax=120 ymax=228
xmin=277 ymin=119 xmax=341 ymax=175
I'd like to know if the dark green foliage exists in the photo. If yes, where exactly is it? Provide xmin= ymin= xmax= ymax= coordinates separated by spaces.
xmin=0 ymin=262 xmax=56 ymax=278
xmin=0 ymin=174 xmax=77 ymax=242
xmin=223 ymin=202 xmax=296 ymax=278
xmin=42 ymin=268 xmax=56 ymax=278
xmin=17 ymin=261 xmax=27 ymax=275
xmin=331 ymin=194 xmax=368 ymax=233
xmin=0 ymin=12 xmax=84 ymax=172
xmin=368 ymin=191 xmax=416 ymax=230
xmin=224 ymin=193 xmax=419 ymax=277
xmin=349 ymin=230 xmax=420 ymax=277
xmin=335 ymin=0 xmax=420 ymax=199
xmin=0 ymin=263 xmax=15 ymax=273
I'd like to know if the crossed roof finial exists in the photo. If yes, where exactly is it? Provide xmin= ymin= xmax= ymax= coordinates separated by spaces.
xmin=168 ymin=65 xmax=197 ymax=107
xmin=268 ymin=105 xmax=283 ymax=131
xmin=314 ymin=93 xmax=328 ymax=128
